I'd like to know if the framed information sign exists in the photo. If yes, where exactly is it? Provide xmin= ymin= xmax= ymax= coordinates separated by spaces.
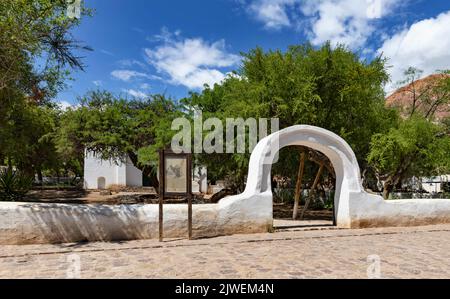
xmin=158 ymin=149 xmax=192 ymax=241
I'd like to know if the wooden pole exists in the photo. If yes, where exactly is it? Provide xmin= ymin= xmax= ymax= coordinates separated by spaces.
xmin=300 ymin=164 xmax=324 ymax=220
xmin=158 ymin=150 xmax=164 ymax=242
xmin=292 ymin=151 xmax=305 ymax=220
xmin=187 ymin=154 xmax=193 ymax=240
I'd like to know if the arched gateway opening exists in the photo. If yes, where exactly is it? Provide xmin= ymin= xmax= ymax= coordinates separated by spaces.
xmin=271 ymin=146 xmax=336 ymax=227
xmin=240 ymin=125 xmax=366 ymax=228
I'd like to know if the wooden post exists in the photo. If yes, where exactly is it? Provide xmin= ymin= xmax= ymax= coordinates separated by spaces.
xmin=187 ymin=154 xmax=193 ymax=240
xmin=292 ymin=151 xmax=305 ymax=220
xmin=300 ymin=164 xmax=324 ymax=220
xmin=158 ymin=150 xmax=164 ymax=242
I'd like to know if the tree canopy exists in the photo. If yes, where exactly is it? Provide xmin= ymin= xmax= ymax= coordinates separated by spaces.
xmin=1 ymin=2 xmax=448 ymax=196
xmin=368 ymin=68 xmax=450 ymax=198
xmin=55 ymin=91 xmax=182 ymax=186
xmin=0 ymin=0 xmax=90 ymax=181
xmin=182 ymin=43 xmax=398 ymax=191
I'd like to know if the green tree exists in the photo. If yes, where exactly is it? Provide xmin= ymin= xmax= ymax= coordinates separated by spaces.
xmin=56 ymin=91 xmax=182 ymax=187
xmin=393 ymin=67 xmax=450 ymax=121
xmin=182 ymin=43 xmax=396 ymax=191
xmin=368 ymin=68 xmax=450 ymax=198
xmin=368 ymin=116 xmax=450 ymax=198
xmin=0 ymin=0 xmax=91 ymax=101
xmin=0 ymin=0 xmax=91 ymax=182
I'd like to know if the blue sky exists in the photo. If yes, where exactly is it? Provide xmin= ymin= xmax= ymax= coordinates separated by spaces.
xmin=58 ymin=0 xmax=450 ymax=107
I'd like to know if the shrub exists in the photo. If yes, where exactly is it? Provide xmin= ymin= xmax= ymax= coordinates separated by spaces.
xmin=273 ymin=188 xmax=295 ymax=203
xmin=0 ymin=168 xmax=33 ymax=201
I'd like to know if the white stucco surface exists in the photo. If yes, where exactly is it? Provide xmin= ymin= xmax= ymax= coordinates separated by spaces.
xmin=193 ymin=166 xmax=208 ymax=193
xmin=237 ymin=125 xmax=450 ymax=228
xmin=1 ymin=125 xmax=449 ymax=244
xmin=0 ymin=196 xmax=270 ymax=244
xmin=83 ymin=151 xmax=142 ymax=189
xmin=421 ymin=175 xmax=450 ymax=193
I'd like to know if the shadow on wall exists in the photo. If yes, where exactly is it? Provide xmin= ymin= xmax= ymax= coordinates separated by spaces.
xmin=14 ymin=203 xmax=156 ymax=244
xmin=1 ymin=199 xmax=268 ymax=245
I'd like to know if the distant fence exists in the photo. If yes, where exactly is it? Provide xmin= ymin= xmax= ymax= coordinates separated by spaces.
xmin=390 ymin=192 xmax=450 ymax=200
xmin=273 ymin=187 xmax=449 ymax=202
xmin=273 ymin=187 xmax=334 ymax=205
xmin=34 ymin=176 xmax=81 ymax=186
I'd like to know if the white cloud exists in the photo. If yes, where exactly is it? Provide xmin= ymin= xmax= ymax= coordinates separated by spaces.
xmin=92 ymin=80 xmax=102 ymax=87
xmin=300 ymin=0 xmax=401 ymax=48
xmin=122 ymin=89 xmax=147 ymax=99
xmin=378 ymin=10 xmax=450 ymax=92
xmin=245 ymin=0 xmax=402 ymax=48
xmin=56 ymin=100 xmax=77 ymax=111
xmin=117 ymin=59 xmax=147 ymax=69
xmin=111 ymin=70 xmax=150 ymax=82
xmin=145 ymin=31 xmax=239 ymax=89
xmin=100 ymin=49 xmax=114 ymax=56
xmin=140 ymin=83 xmax=150 ymax=90
xmin=58 ymin=100 xmax=72 ymax=110
xmin=248 ymin=0 xmax=295 ymax=29
xmin=132 ymin=27 xmax=145 ymax=34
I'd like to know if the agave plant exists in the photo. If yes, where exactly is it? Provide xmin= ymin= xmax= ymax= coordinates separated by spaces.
xmin=0 ymin=168 xmax=33 ymax=201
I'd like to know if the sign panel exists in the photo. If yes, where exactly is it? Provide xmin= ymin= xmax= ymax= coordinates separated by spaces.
xmin=158 ymin=149 xmax=193 ymax=241
xmin=164 ymin=156 xmax=188 ymax=193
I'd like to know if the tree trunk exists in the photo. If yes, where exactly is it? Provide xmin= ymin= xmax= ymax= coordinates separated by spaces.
xmin=382 ymin=181 xmax=394 ymax=199
xmin=383 ymin=174 xmax=402 ymax=199
xmin=293 ymin=151 xmax=305 ymax=220
xmin=142 ymin=165 xmax=159 ymax=190
xmin=7 ymin=157 xmax=12 ymax=169
xmin=127 ymin=150 xmax=160 ymax=189
xmin=300 ymin=164 xmax=324 ymax=220
xmin=37 ymin=167 xmax=43 ymax=186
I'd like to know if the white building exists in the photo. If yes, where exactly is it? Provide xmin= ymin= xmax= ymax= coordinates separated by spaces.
xmin=421 ymin=175 xmax=450 ymax=193
xmin=83 ymin=151 xmax=142 ymax=189
xmin=84 ymin=151 xmax=208 ymax=192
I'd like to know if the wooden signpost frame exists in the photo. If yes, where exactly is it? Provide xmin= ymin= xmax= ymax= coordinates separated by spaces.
xmin=158 ymin=149 xmax=192 ymax=242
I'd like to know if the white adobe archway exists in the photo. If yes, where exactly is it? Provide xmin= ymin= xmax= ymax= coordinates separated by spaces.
xmin=219 ymin=124 xmax=450 ymax=229
xmin=246 ymin=125 xmax=364 ymax=226
xmin=231 ymin=125 xmax=369 ymax=227
xmin=2 ymin=125 xmax=449 ymax=245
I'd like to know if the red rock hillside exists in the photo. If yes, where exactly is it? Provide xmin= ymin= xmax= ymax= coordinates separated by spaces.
xmin=386 ymin=74 xmax=450 ymax=121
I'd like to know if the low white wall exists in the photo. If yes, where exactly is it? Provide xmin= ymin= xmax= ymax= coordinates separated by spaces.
xmin=0 ymin=192 xmax=272 ymax=245
xmin=3 ymin=125 xmax=450 ymax=245
xmin=349 ymin=192 xmax=450 ymax=228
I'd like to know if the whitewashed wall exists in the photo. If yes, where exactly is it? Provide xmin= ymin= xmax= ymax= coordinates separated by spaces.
xmin=193 ymin=166 xmax=208 ymax=193
xmin=125 ymin=157 xmax=143 ymax=187
xmin=421 ymin=175 xmax=450 ymax=193
xmin=3 ymin=126 xmax=448 ymax=245
xmin=83 ymin=151 xmax=142 ymax=189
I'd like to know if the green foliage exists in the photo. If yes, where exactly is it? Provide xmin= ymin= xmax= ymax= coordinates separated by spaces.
xmin=56 ymin=91 xmax=182 ymax=182
xmin=273 ymin=188 xmax=295 ymax=204
xmin=0 ymin=0 xmax=92 ymax=101
xmin=394 ymin=68 xmax=450 ymax=121
xmin=0 ymin=0 xmax=90 ymax=185
xmin=0 ymin=95 xmax=67 ymax=177
xmin=0 ymin=168 xmax=33 ymax=201
xmin=368 ymin=68 xmax=450 ymax=198
xmin=368 ymin=116 xmax=450 ymax=198
xmin=182 ymin=42 xmax=395 ymax=189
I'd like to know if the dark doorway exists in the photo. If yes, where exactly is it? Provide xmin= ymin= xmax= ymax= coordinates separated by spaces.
xmin=271 ymin=146 xmax=336 ymax=228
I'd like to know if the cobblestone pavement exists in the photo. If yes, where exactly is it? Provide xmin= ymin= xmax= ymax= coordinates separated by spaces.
xmin=1 ymin=224 xmax=450 ymax=278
